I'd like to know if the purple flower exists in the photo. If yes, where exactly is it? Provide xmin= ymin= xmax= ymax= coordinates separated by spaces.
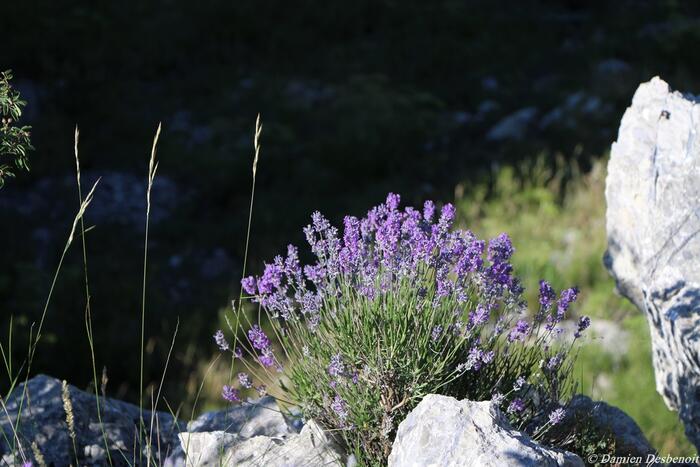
xmin=241 ymin=276 xmax=257 ymax=295
xmin=538 ymin=280 xmax=555 ymax=310
xmin=222 ymin=385 xmax=240 ymax=403
xmin=513 ymin=376 xmax=526 ymax=391
xmin=386 ymin=192 xmax=401 ymax=211
xmin=437 ymin=203 xmax=456 ymax=234
xmin=257 ymin=262 xmax=284 ymax=294
xmin=548 ymin=407 xmax=566 ymax=425
xmin=485 ymin=261 xmax=513 ymax=289
xmin=23 ymin=463 xmax=33 ymax=467
xmin=423 ymin=200 xmax=435 ymax=222
xmin=328 ymin=354 xmax=345 ymax=378
xmin=508 ymin=320 xmax=530 ymax=342
xmin=574 ymin=316 xmax=591 ymax=338
xmin=557 ymin=287 xmax=579 ymax=316
xmin=488 ymin=233 xmax=514 ymax=263
xmin=304 ymin=264 xmax=325 ymax=285
xmin=507 ymin=398 xmax=525 ymax=414
xmin=234 ymin=347 xmax=243 ymax=359
xmin=259 ymin=348 xmax=276 ymax=367
xmin=331 ymin=395 xmax=349 ymax=420
xmin=546 ymin=354 xmax=563 ymax=370
xmin=469 ymin=304 xmax=491 ymax=327
xmin=491 ymin=392 xmax=505 ymax=405
xmin=213 ymin=330 xmax=229 ymax=351
xmin=238 ymin=372 xmax=252 ymax=389
xmin=457 ymin=240 xmax=485 ymax=276
xmin=431 ymin=325 xmax=443 ymax=342
xmin=248 ymin=325 xmax=271 ymax=351
xmin=256 ymin=385 xmax=267 ymax=397
xmin=466 ymin=346 xmax=485 ymax=371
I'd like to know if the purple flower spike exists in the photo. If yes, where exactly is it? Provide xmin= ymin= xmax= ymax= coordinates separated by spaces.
xmin=431 ymin=325 xmax=443 ymax=342
xmin=574 ymin=316 xmax=591 ymax=338
xmin=507 ymin=398 xmax=525 ymax=414
xmin=470 ymin=304 xmax=490 ymax=327
xmin=538 ymin=280 xmax=555 ymax=310
xmin=238 ymin=372 xmax=253 ymax=389
xmin=423 ymin=200 xmax=435 ymax=222
xmin=508 ymin=320 xmax=530 ymax=342
xmin=548 ymin=407 xmax=566 ymax=425
xmin=259 ymin=348 xmax=276 ymax=367
xmin=331 ymin=395 xmax=349 ymax=420
xmin=557 ymin=287 xmax=579 ymax=316
xmin=213 ymin=330 xmax=230 ymax=351
xmin=241 ymin=276 xmax=257 ymax=295
xmin=248 ymin=325 xmax=271 ymax=351
xmin=222 ymin=385 xmax=240 ymax=403
xmin=386 ymin=192 xmax=401 ymax=211
xmin=488 ymin=233 xmax=514 ymax=263
xmin=328 ymin=354 xmax=345 ymax=378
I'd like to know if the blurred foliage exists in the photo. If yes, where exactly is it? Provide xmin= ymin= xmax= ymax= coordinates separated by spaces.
xmin=0 ymin=70 xmax=32 ymax=186
xmin=456 ymin=156 xmax=696 ymax=456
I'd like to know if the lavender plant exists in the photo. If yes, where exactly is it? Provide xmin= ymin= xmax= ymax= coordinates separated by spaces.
xmin=217 ymin=193 xmax=589 ymax=465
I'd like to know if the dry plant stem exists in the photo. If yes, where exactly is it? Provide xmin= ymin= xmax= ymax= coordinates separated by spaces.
xmin=5 ymin=178 xmax=100 ymax=463
xmin=74 ymin=126 xmax=114 ymax=466
xmin=61 ymin=380 xmax=79 ymax=464
xmin=139 ymin=123 xmax=161 ymax=465
xmin=182 ymin=353 xmax=223 ymax=459
xmin=0 ymin=395 xmax=29 ymax=465
xmin=231 ymin=115 xmax=262 ymax=383
xmin=148 ymin=318 xmax=179 ymax=466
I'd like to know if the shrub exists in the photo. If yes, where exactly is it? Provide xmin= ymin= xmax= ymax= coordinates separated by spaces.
xmin=0 ymin=70 xmax=32 ymax=187
xmin=216 ymin=193 xmax=589 ymax=465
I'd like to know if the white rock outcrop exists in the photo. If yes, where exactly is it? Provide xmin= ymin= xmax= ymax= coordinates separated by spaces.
xmin=605 ymin=76 xmax=700 ymax=450
xmin=179 ymin=419 xmax=345 ymax=467
xmin=388 ymin=394 xmax=583 ymax=467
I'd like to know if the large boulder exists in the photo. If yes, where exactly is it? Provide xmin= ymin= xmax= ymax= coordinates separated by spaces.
xmin=605 ymin=76 xmax=700 ymax=450
xmin=567 ymin=395 xmax=655 ymax=458
xmin=179 ymin=419 xmax=345 ymax=467
xmin=388 ymin=394 xmax=583 ymax=467
xmin=0 ymin=375 xmax=338 ymax=467
xmin=0 ymin=374 xmax=183 ymax=466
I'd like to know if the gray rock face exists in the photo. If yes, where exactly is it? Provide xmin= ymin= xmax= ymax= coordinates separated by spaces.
xmin=186 ymin=396 xmax=293 ymax=437
xmin=568 ymin=395 xmax=655 ymax=458
xmin=0 ymin=375 xmax=183 ymax=466
xmin=179 ymin=419 xmax=345 ymax=467
xmin=605 ymin=76 xmax=700 ymax=450
xmin=0 ymin=375 xmax=335 ymax=467
xmin=486 ymin=107 xmax=538 ymax=141
xmin=388 ymin=394 xmax=583 ymax=467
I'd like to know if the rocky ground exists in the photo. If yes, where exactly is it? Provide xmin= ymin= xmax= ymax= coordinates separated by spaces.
xmin=1 ymin=375 xmax=656 ymax=467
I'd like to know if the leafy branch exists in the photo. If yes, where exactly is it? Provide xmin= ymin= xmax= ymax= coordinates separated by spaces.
xmin=0 ymin=69 xmax=33 ymax=187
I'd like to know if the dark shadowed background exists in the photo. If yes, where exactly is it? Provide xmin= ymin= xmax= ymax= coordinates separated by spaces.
xmin=2 ymin=0 xmax=700 ymax=413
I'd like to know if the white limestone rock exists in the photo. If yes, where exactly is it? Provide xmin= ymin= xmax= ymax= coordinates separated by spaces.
xmin=605 ymin=76 xmax=700 ymax=449
xmin=179 ymin=419 xmax=345 ymax=467
xmin=388 ymin=394 xmax=583 ymax=467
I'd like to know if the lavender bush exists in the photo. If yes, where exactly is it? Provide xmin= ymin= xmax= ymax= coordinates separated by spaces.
xmin=216 ymin=193 xmax=588 ymax=464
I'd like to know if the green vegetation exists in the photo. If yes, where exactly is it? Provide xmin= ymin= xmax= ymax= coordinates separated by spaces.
xmin=5 ymin=1 xmax=700 ymax=413
xmin=0 ymin=70 xmax=32 ymax=186
xmin=455 ymin=156 xmax=696 ymax=455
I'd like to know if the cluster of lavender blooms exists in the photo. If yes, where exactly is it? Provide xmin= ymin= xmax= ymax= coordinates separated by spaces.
xmin=213 ymin=193 xmax=590 ymax=458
